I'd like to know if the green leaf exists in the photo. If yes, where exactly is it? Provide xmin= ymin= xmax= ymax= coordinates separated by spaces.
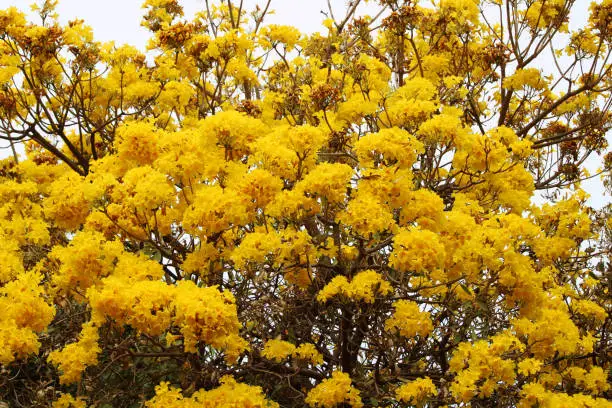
xmin=460 ymin=283 xmax=472 ymax=295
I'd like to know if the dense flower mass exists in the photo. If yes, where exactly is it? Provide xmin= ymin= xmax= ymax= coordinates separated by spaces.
xmin=305 ymin=371 xmax=363 ymax=408
xmin=0 ymin=0 xmax=611 ymax=406
xmin=145 ymin=377 xmax=280 ymax=408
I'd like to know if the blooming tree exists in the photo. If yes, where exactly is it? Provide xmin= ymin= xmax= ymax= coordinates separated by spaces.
xmin=0 ymin=0 xmax=610 ymax=407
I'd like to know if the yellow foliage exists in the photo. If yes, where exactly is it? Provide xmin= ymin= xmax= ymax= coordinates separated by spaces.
xmin=305 ymin=371 xmax=363 ymax=408
xmin=0 ymin=272 xmax=55 ymax=364
xmin=395 ymin=377 xmax=437 ymax=405
xmin=146 ymin=377 xmax=280 ymax=408
xmin=0 ymin=1 xmax=609 ymax=407
xmin=385 ymin=300 xmax=433 ymax=338
xmin=317 ymin=270 xmax=392 ymax=303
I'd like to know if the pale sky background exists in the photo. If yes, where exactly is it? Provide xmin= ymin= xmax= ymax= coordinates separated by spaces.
xmin=0 ymin=0 xmax=608 ymax=208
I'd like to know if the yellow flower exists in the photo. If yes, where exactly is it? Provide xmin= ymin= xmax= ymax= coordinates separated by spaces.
xmin=261 ymin=24 xmax=301 ymax=48
xmin=261 ymin=338 xmax=296 ymax=362
xmin=0 ymin=272 xmax=55 ymax=365
xmin=294 ymin=343 xmax=324 ymax=365
xmin=395 ymin=377 xmax=437 ymax=405
xmin=305 ymin=371 xmax=363 ymax=408
xmin=354 ymin=127 xmax=423 ymax=169
xmin=517 ymin=358 xmax=542 ymax=377
xmin=297 ymin=162 xmax=354 ymax=205
xmin=48 ymin=323 xmax=101 ymax=384
xmin=390 ymin=227 xmax=446 ymax=273
xmin=317 ymin=270 xmax=392 ymax=304
xmin=338 ymin=193 xmax=397 ymax=237
xmin=52 ymin=393 xmax=87 ymax=408
xmin=385 ymin=300 xmax=433 ymax=338
xmin=146 ymin=377 xmax=280 ymax=407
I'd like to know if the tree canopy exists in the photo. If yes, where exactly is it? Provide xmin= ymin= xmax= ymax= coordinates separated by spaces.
xmin=0 ymin=0 xmax=610 ymax=407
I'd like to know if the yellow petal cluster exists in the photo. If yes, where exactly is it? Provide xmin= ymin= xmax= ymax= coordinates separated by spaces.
xmin=317 ymin=270 xmax=392 ymax=303
xmin=305 ymin=371 xmax=363 ymax=408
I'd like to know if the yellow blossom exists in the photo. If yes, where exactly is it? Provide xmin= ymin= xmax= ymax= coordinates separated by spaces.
xmin=305 ymin=371 xmax=363 ymax=408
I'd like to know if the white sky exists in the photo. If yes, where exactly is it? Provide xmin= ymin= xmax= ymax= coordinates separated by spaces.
xmin=0 ymin=0 xmax=609 ymax=208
